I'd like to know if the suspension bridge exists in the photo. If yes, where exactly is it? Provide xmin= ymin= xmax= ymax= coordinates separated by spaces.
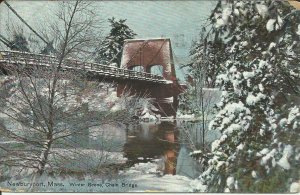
xmin=0 ymin=38 xmax=186 ymax=117
xmin=0 ymin=50 xmax=166 ymax=83
xmin=0 ymin=2 xmax=186 ymax=117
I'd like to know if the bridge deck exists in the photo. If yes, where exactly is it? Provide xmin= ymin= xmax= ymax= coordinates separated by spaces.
xmin=0 ymin=51 xmax=169 ymax=84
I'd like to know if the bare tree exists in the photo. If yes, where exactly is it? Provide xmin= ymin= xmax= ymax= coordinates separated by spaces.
xmin=180 ymin=84 xmax=220 ymax=152
xmin=179 ymin=36 xmax=221 ymax=152
xmin=0 ymin=1 xmax=126 ymax=179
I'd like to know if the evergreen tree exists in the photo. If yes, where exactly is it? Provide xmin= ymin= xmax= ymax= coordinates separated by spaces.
xmin=191 ymin=0 xmax=300 ymax=193
xmin=40 ymin=41 xmax=56 ymax=55
xmin=95 ymin=17 xmax=137 ymax=67
xmin=11 ymin=32 xmax=30 ymax=52
xmin=185 ymin=30 xmax=226 ymax=88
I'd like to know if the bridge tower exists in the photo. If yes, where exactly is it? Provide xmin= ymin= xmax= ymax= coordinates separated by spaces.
xmin=117 ymin=38 xmax=184 ymax=117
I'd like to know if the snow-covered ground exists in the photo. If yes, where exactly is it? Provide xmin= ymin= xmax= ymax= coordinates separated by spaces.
xmin=119 ymin=161 xmax=195 ymax=192
xmin=0 ymin=160 xmax=200 ymax=192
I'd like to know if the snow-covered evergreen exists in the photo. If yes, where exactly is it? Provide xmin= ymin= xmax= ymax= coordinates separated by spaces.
xmin=95 ymin=17 xmax=136 ymax=67
xmin=191 ymin=0 xmax=300 ymax=193
xmin=10 ymin=32 xmax=30 ymax=52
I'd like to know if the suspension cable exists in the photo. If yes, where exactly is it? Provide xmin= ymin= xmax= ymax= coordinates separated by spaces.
xmin=0 ymin=34 xmax=23 ymax=50
xmin=4 ymin=1 xmax=49 ymax=45
xmin=0 ymin=34 xmax=12 ymax=47
xmin=0 ymin=37 xmax=11 ymax=48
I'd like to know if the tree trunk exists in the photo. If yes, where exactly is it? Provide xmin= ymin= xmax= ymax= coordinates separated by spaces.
xmin=38 ymin=139 xmax=52 ymax=175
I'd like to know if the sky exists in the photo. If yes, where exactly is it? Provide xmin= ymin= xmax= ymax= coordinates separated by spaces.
xmin=0 ymin=1 xmax=217 ymax=80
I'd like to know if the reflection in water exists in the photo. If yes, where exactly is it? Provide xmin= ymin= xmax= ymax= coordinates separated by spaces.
xmin=66 ymin=120 xmax=219 ymax=179
xmin=123 ymin=121 xmax=179 ymax=175
xmin=176 ymin=145 xmax=202 ymax=178
xmin=177 ymin=120 xmax=221 ymax=152
xmin=162 ymin=125 xmax=178 ymax=175
xmin=123 ymin=121 xmax=204 ymax=178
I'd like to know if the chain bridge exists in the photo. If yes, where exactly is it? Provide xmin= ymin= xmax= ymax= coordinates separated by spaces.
xmin=0 ymin=38 xmax=186 ymax=117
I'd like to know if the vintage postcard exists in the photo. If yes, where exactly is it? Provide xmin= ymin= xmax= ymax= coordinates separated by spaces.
xmin=0 ymin=0 xmax=299 ymax=193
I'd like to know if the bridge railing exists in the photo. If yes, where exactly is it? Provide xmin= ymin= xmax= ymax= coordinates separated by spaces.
xmin=0 ymin=50 xmax=165 ymax=82
xmin=1 ymin=50 xmax=57 ymax=62
xmin=0 ymin=51 xmax=59 ymax=67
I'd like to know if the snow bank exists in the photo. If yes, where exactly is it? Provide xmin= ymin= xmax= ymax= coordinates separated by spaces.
xmin=190 ymin=179 xmax=207 ymax=192
xmin=48 ymin=148 xmax=127 ymax=171
xmin=120 ymin=161 xmax=194 ymax=192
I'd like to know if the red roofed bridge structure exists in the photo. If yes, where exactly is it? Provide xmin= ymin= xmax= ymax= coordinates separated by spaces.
xmin=0 ymin=38 xmax=186 ymax=117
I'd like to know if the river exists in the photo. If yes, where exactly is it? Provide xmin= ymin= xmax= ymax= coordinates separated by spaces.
xmin=77 ymin=120 xmax=221 ymax=179
xmin=0 ymin=117 xmax=221 ymax=192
